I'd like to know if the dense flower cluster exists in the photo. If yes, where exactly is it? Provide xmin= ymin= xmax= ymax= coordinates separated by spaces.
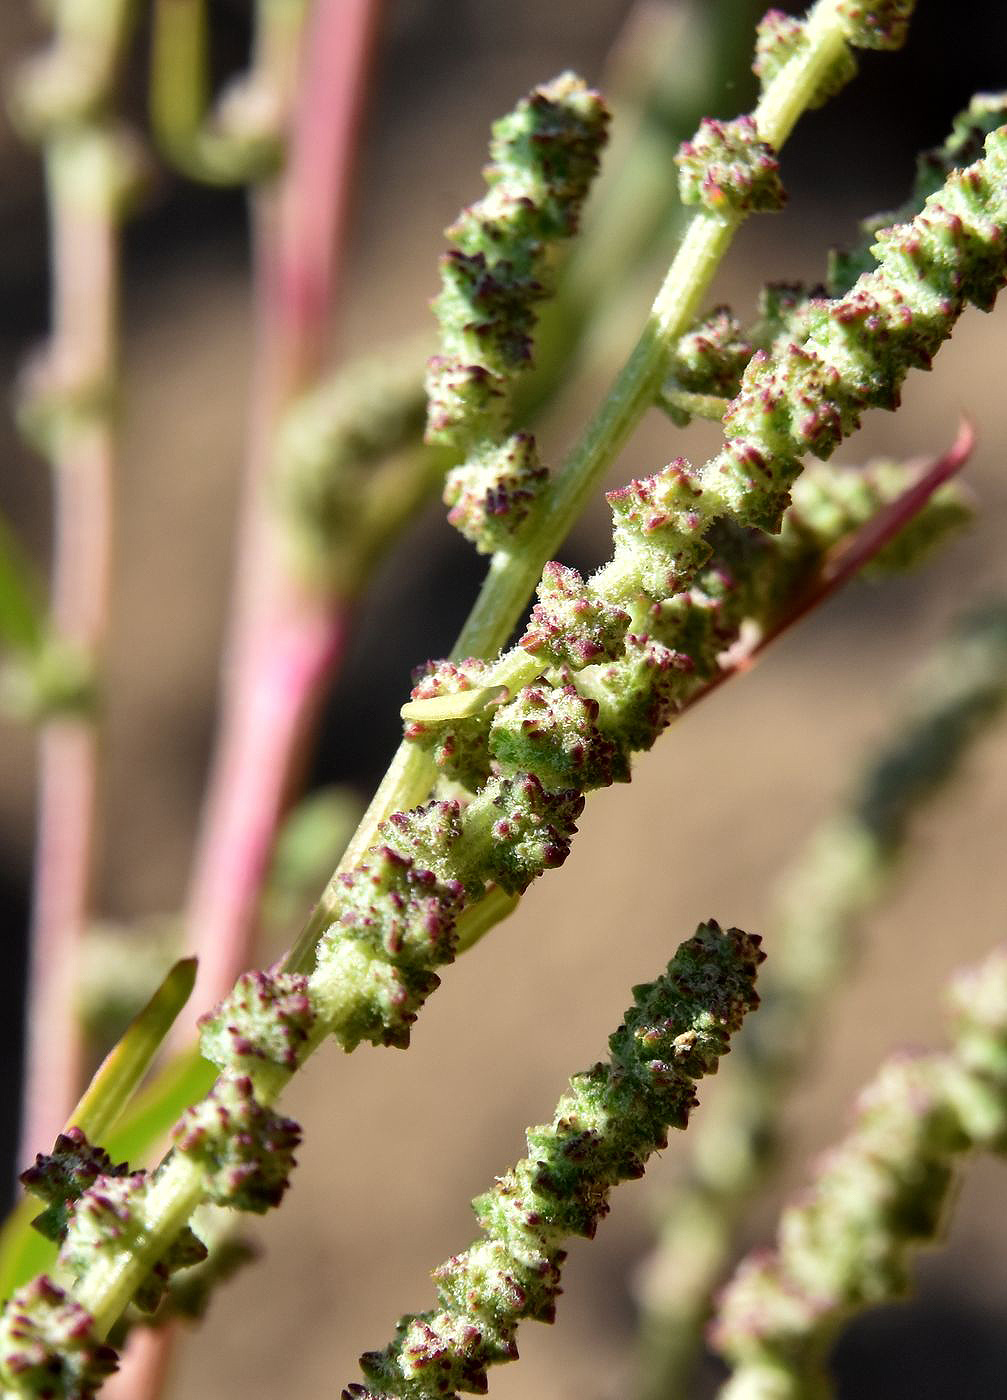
xmin=8 ymin=12 xmax=1006 ymax=1386
xmin=426 ymin=73 xmax=609 ymax=552
xmin=343 ymin=921 xmax=763 ymax=1400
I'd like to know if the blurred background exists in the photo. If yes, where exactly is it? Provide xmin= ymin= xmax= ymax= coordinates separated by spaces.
xmin=1 ymin=1 xmax=1007 ymax=1395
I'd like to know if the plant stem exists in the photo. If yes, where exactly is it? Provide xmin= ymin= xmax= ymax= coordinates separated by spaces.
xmin=20 ymin=133 xmax=121 ymax=1164
xmin=289 ymin=0 xmax=862 ymax=961
xmin=180 ymin=0 xmax=382 ymax=1022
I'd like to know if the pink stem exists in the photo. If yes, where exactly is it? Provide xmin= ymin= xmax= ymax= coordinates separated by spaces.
xmin=20 ymin=167 xmax=118 ymax=1162
xmin=179 ymin=0 xmax=382 ymax=1025
xmin=272 ymin=0 xmax=381 ymax=392
xmin=184 ymin=593 xmax=347 ymax=1008
xmin=684 ymin=421 xmax=976 ymax=712
xmin=100 ymin=1326 xmax=177 ymax=1400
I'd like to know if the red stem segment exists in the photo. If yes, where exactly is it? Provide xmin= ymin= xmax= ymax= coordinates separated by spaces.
xmin=20 ymin=166 xmax=119 ymax=1162
xmin=684 ymin=421 xmax=977 ymax=709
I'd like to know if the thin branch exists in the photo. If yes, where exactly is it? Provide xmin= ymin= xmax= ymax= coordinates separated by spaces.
xmin=18 ymin=95 xmax=137 ymax=1160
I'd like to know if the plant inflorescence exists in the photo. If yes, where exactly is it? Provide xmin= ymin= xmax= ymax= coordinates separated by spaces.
xmin=2 ymin=2 xmax=1007 ymax=1398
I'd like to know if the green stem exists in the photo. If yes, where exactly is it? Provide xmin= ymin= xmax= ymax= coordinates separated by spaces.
xmin=73 ymin=1156 xmax=206 ymax=1336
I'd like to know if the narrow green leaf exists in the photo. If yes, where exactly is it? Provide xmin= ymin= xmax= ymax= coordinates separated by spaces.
xmin=69 ymin=957 xmax=199 ymax=1144
xmin=0 ymin=1198 xmax=53 ymax=1304
xmin=0 ymin=513 xmax=43 ymax=653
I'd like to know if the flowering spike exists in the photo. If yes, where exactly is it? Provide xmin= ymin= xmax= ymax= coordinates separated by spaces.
xmin=346 ymin=923 xmax=763 ymax=1400
xmin=403 ymin=455 xmax=967 ymax=880
xmin=425 ymin=74 xmax=608 ymax=453
xmin=0 ymin=1277 xmax=117 ymax=1400
xmin=712 ymin=939 xmax=1007 ymax=1399
xmin=829 ymin=93 xmax=1007 ymax=293
xmin=643 ymin=127 xmax=1007 ymax=572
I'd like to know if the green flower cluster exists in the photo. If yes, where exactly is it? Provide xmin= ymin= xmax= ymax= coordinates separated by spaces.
xmin=343 ymin=921 xmax=763 ymax=1400
xmin=3 ymin=1129 xmax=208 ymax=1397
xmin=829 ymin=90 xmax=1007 ymax=291
xmin=662 ymin=96 xmax=1007 ymax=432
xmin=711 ymin=945 xmax=1007 ymax=1399
xmin=426 ymin=73 xmax=609 ymax=551
xmin=609 ymin=123 xmax=1007 ymax=585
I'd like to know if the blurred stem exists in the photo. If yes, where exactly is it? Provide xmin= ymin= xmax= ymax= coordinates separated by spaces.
xmin=179 ymin=0 xmax=383 ymax=1025
xmin=20 ymin=120 xmax=130 ymax=1164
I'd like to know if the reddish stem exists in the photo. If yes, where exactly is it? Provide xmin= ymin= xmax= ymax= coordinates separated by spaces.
xmin=684 ymin=421 xmax=976 ymax=712
xmin=179 ymin=0 xmax=383 ymax=1024
xmin=184 ymin=591 xmax=348 ymax=1007
xmin=272 ymin=0 xmax=381 ymax=393
xmin=100 ymin=1325 xmax=177 ymax=1400
xmin=20 ymin=169 xmax=119 ymax=1162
